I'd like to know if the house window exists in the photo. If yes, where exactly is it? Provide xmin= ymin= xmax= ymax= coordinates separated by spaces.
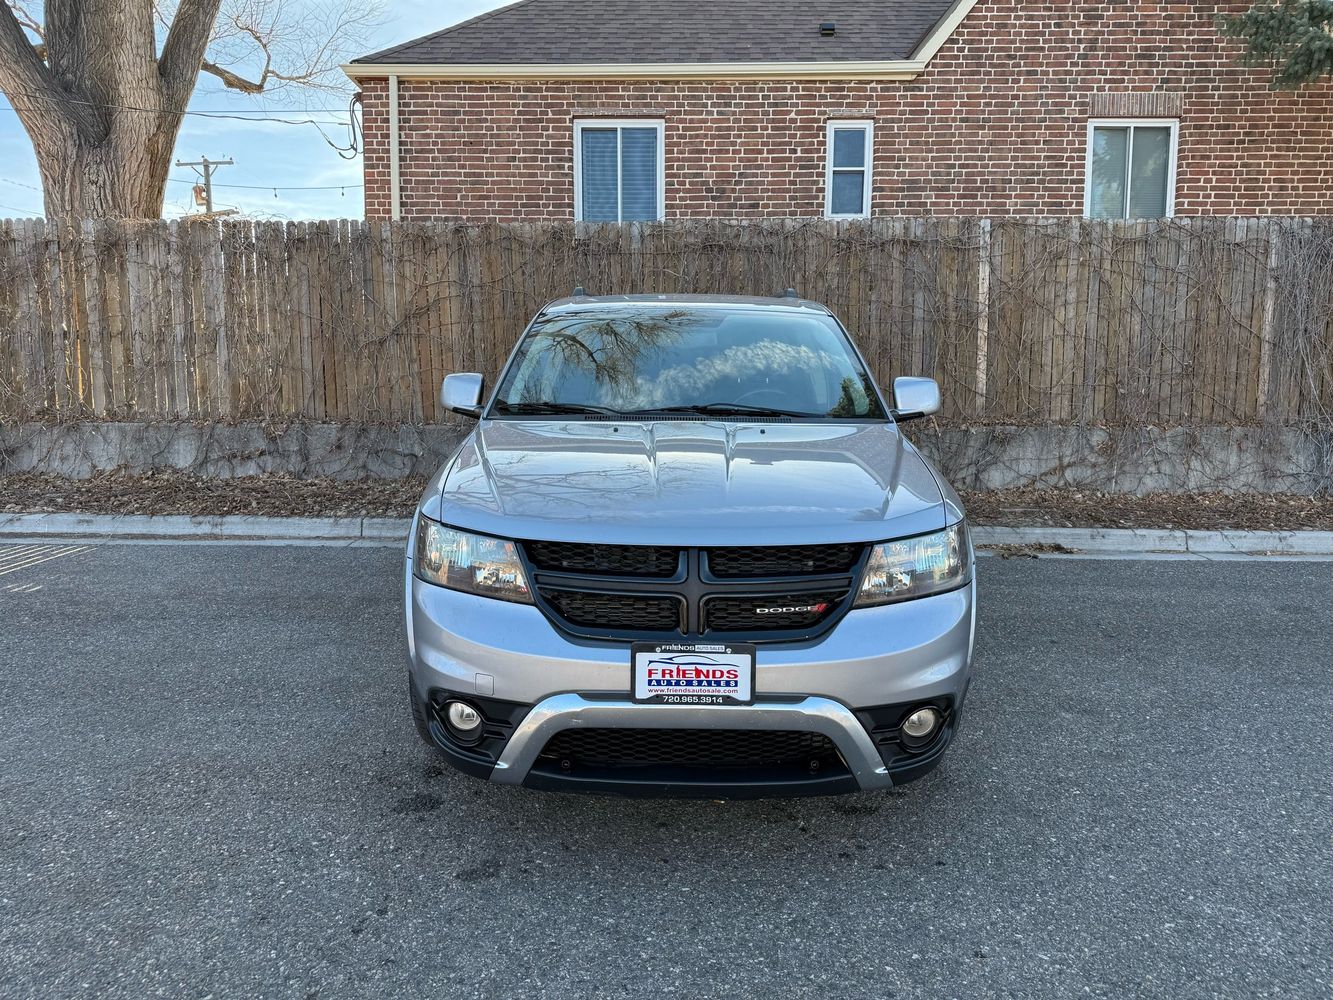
xmin=573 ymin=119 xmax=665 ymax=222
xmin=1085 ymin=119 xmax=1178 ymax=219
xmin=825 ymin=120 xmax=874 ymax=219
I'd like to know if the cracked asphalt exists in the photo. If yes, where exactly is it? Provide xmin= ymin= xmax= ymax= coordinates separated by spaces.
xmin=1 ymin=543 xmax=1330 ymax=999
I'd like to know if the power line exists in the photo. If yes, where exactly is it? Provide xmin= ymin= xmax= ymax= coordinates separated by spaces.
xmin=1 ymin=104 xmax=353 ymax=115
xmin=0 ymin=200 xmax=40 ymax=216
xmin=1 ymin=89 xmax=350 ymax=125
xmin=1 ymin=88 xmax=363 ymax=158
xmin=2 ymin=175 xmax=364 ymax=200
xmin=166 ymin=177 xmax=363 ymax=191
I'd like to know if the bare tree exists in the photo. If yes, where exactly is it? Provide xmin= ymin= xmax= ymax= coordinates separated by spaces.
xmin=0 ymin=0 xmax=380 ymax=219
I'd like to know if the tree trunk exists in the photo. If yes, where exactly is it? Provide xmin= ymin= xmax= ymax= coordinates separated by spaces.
xmin=0 ymin=0 xmax=221 ymax=219
xmin=28 ymin=113 xmax=184 ymax=218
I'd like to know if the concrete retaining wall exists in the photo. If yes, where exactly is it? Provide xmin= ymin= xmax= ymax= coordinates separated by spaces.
xmin=2 ymin=421 xmax=1330 ymax=494
xmin=0 ymin=422 xmax=471 ymax=481
xmin=915 ymin=423 xmax=1333 ymax=494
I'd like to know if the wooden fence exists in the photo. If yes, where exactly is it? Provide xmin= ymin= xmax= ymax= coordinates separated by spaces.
xmin=1 ymin=217 xmax=1330 ymax=426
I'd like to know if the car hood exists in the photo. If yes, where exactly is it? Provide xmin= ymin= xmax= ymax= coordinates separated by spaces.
xmin=431 ymin=419 xmax=946 ymax=546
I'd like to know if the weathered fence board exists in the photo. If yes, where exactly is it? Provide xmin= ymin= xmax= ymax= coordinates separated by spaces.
xmin=1 ymin=217 xmax=1331 ymax=428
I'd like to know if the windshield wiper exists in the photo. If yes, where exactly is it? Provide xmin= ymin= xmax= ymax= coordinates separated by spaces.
xmin=624 ymin=402 xmax=822 ymax=419
xmin=493 ymin=401 xmax=623 ymax=417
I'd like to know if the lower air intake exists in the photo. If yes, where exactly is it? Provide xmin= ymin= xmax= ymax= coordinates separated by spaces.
xmin=537 ymin=728 xmax=841 ymax=769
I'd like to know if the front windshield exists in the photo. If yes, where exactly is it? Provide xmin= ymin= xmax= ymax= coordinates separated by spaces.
xmin=491 ymin=305 xmax=887 ymax=419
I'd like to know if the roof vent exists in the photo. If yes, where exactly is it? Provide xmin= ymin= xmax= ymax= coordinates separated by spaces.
xmin=819 ymin=22 xmax=836 ymax=37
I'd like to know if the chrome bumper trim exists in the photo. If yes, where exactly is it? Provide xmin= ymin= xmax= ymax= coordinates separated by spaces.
xmin=490 ymin=693 xmax=893 ymax=791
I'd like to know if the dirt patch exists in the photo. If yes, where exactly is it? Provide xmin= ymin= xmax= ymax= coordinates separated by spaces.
xmin=978 ymin=542 xmax=1082 ymax=559
xmin=0 ymin=471 xmax=428 ymax=519
xmin=3 ymin=473 xmax=1333 ymax=530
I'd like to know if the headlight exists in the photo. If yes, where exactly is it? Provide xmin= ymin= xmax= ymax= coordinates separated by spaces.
xmin=854 ymin=522 xmax=970 ymax=607
xmin=413 ymin=517 xmax=532 ymax=604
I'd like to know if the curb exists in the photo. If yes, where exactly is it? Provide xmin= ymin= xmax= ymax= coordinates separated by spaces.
xmin=0 ymin=512 xmax=412 ymax=542
xmin=2 ymin=513 xmax=1333 ymax=557
xmin=972 ymin=526 xmax=1333 ymax=556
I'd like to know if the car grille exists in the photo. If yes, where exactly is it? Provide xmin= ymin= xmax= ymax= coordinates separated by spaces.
xmin=703 ymin=591 xmax=847 ymax=632
xmin=526 ymin=541 xmax=679 ymax=578
xmin=540 ymin=589 xmax=684 ymax=631
xmin=522 ymin=541 xmax=866 ymax=642
xmin=705 ymin=544 xmax=863 ymax=578
xmin=537 ymin=728 xmax=841 ymax=768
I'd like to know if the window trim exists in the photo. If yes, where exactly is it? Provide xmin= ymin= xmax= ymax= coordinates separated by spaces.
xmin=824 ymin=119 xmax=875 ymax=220
xmin=572 ymin=118 xmax=666 ymax=223
xmin=1083 ymin=118 xmax=1179 ymax=220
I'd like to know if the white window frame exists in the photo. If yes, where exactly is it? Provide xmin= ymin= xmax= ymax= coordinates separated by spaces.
xmin=572 ymin=118 xmax=666 ymax=223
xmin=824 ymin=119 xmax=875 ymax=220
xmin=1083 ymin=118 xmax=1179 ymax=220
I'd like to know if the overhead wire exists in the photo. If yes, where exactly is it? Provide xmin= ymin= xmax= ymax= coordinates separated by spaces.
xmin=0 ymin=88 xmax=364 ymax=157
xmin=2 ymin=88 xmax=365 ymax=205
xmin=165 ymin=178 xmax=363 ymax=190
xmin=2 ymin=174 xmax=367 ymax=207
xmin=0 ymin=104 xmax=356 ymax=115
xmin=1 ymin=88 xmax=346 ymax=124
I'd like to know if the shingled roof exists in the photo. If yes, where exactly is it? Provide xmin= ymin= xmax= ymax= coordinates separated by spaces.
xmin=353 ymin=0 xmax=959 ymax=66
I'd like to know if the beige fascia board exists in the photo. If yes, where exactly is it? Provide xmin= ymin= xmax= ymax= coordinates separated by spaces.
xmin=342 ymin=60 xmax=926 ymax=82
xmin=910 ymin=0 xmax=982 ymax=61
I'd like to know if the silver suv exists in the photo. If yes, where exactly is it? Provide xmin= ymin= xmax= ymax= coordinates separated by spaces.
xmin=405 ymin=293 xmax=975 ymax=797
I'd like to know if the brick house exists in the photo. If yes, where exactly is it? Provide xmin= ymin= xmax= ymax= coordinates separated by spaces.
xmin=344 ymin=0 xmax=1333 ymax=221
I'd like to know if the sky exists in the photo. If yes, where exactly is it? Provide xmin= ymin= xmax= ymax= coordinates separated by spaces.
xmin=0 ymin=0 xmax=509 ymax=220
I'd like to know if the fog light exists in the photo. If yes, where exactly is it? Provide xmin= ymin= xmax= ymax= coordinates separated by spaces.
xmin=902 ymin=707 xmax=941 ymax=741
xmin=445 ymin=701 xmax=483 ymax=739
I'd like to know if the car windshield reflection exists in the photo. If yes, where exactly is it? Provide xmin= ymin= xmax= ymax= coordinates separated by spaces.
xmin=491 ymin=305 xmax=886 ymax=420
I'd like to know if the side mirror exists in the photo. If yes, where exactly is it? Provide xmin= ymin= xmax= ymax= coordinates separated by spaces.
xmin=890 ymin=376 xmax=941 ymax=422
xmin=441 ymin=373 xmax=484 ymax=418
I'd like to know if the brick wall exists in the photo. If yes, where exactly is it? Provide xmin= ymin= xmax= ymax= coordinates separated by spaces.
xmin=358 ymin=1 xmax=1333 ymax=219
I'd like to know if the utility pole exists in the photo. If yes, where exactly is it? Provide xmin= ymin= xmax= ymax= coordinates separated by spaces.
xmin=175 ymin=156 xmax=234 ymax=215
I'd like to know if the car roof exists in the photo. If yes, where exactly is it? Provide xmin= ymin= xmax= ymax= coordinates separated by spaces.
xmin=539 ymin=292 xmax=834 ymax=316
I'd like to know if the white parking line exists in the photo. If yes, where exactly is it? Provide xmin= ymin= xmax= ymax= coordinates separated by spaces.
xmin=0 ymin=544 xmax=94 ymax=577
xmin=0 ymin=544 xmax=56 ymax=561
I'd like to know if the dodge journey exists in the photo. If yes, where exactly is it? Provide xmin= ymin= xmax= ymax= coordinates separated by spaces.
xmin=405 ymin=292 xmax=975 ymax=797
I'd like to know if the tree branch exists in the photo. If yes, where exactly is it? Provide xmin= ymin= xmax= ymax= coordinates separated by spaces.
xmin=8 ymin=0 xmax=41 ymax=40
xmin=159 ymin=0 xmax=225 ymax=110
xmin=0 ymin=1 xmax=57 ymax=102
xmin=0 ymin=0 xmax=106 ymax=139
xmin=199 ymin=57 xmax=267 ymax=93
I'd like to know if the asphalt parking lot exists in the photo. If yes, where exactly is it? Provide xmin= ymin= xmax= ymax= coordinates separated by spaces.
xmin=1 ymin=542 xmax=1330 ymax=999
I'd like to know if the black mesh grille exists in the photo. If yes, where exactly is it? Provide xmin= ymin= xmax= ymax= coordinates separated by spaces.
xmin=538 ymin=728 xmax=839 ymax=768
xmin=705 ymin=544 xmax=863 ymax=578
xmin=525 ymin=542 xmax=863 ymax=640
xmin=539 ymin=588 xmax=683 ymax=631
xmin=525 ymin=541 xmax=680 ymax=578
xmin=704 ymin=591 xmax=847 ymax=632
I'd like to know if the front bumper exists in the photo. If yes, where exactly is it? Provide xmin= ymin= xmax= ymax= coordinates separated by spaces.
xmin=406 ymin=565 xmax=975 ymax=796
xmin=500 ymin=694 xmax=891 ymax=796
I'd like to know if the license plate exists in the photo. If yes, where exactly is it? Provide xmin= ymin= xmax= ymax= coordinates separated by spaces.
xmin=631 ymin=642 xmax=756 ymax=705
